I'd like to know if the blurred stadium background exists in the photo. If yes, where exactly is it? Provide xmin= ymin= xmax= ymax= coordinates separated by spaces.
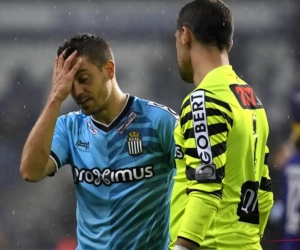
xmin=0 ymin=0 xmax=299 ymax=249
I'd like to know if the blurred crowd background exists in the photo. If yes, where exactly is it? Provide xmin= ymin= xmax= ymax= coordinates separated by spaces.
xmin=0 ymin=0 xmax=299 ymax=249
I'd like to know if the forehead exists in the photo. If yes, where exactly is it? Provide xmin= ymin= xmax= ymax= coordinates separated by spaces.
xmin=71 ymin=58 xmax=102 ymax=78
xmin=72 ymin=56 xmax=96 ymax=72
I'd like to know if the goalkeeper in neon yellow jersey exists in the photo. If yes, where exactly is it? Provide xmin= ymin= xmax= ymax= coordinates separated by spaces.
xmin=169 ymin=1 xmax=274 ymax=250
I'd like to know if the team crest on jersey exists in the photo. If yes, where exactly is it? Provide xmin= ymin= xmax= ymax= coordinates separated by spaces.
xmin=127 ymin=130 xmax=143 ymax=155
xmin=85 ymin=120 xmax=98 ymax=135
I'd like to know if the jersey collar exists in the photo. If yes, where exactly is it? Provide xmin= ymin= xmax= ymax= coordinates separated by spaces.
xmin=197 ymin=65 xmax=234 ymax=89
xmin=91 ymin=94 xmax=134 ymax=132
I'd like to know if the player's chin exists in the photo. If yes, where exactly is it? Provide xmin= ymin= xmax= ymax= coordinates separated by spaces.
xmin=78 ymin=104 xmax=92 ymax=114
xmin=80 ymin=105 xmax=102 ymax=116
xmin=80 ymin=107 xmax=94 ymax=116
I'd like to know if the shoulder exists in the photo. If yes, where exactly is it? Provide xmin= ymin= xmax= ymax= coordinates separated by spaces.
xmin=134 ymin=96 xmax=179 ymax=121
xmin=181 ymin=88 xmax=232 ymax=113
xmin=57 ymin=110 xmax=87 ymax=127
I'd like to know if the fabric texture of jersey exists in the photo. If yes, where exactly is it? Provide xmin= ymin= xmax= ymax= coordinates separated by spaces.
xmin=281 ymin=152 xmax=300 ymax=250
xmin=50 ymin=95 xmax=178 ymax=250
xmin=169 ymin=66 xmax=273 ymax=250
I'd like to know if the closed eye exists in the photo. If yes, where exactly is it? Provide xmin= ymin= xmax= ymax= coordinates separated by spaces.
xmin=79 ymin=78 xmax=89 ymax=84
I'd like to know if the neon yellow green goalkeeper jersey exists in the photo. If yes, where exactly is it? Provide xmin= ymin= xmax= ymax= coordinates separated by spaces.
xmin=169 ymin=66 xmax=273 ymax=250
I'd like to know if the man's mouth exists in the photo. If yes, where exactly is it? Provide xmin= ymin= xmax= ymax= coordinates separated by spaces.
xmin=77 ymin=98 xmax=91 ymax=105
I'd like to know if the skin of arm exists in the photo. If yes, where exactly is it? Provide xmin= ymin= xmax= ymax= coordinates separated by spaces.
xmin=20 ymin=51 xmax=82 ymax=182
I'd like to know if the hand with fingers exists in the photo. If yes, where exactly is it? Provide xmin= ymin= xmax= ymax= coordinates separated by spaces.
xmin=50 ymin=50 xmax=82 ymax=103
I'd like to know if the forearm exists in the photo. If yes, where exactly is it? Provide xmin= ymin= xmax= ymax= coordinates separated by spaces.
xmin=176 ymin=191 xmax=221 ymax=249
xmin=20 ymin=96 xmax=62 ymax=181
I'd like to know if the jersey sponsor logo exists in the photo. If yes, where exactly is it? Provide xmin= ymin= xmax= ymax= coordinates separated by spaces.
xmin=73 ymin=165 xmax=154 ymax=186
xmin=85 ymin=120 xmax=98 ymax=135
xmin=118 ymin=112 xmax=138 ymax=134
xmin=195 ymin=164 xmax=216 ymax=181
xmin=230 ymin=84 xmax=263 ymax=110
xmin=147 ymin=101 xmax=179 ymax=120
xmin=127 ymin=130 xmax=143 ymax=155
xmin=175 ymin=145 xmax=184 ymax=159
xmin=190 ymin=90 xmax=213 ymax=164
xmin=75 ymin=140 xmax=89 ymax=152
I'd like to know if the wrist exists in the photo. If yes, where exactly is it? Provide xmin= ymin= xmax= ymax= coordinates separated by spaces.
xmin=47 ymin=94 xmax=64 ymax=106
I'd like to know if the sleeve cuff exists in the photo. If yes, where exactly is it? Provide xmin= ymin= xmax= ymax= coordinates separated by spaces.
xmin=50 ymin=150 xmax=61 ymax=171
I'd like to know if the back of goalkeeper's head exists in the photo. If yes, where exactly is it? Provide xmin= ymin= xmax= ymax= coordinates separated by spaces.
xmin=289 ymin=86 xmax=300 ymax=150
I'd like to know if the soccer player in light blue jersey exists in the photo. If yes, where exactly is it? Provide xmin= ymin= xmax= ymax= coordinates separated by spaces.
xmin=20 ymin=33 xmax=178 ymax=250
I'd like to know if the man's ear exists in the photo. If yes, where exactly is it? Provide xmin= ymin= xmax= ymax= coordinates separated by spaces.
xmin=228 ymin=39 xmax=233 ymax=52
xmin=103 ymin=60 xmax=115 ymax=80
xmin=181 ymin=26 xmax=192 ymax=48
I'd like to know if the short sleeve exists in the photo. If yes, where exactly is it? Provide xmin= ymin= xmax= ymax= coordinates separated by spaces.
xmin=175 ymin=89 xmax=233 ymax=245
xmin=147 ymin=101 xmax=179 ymax=167
xmin=159 ymin=114 xmax=178 ymax=168
xmin=50 ymin=116 xmax=70 ymax=170
xmin=182 ymin=89 xmax=233 ymax=195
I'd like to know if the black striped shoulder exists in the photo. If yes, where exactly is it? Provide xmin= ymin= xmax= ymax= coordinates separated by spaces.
xmin=180 ymin=89 xmax=233 ymax=128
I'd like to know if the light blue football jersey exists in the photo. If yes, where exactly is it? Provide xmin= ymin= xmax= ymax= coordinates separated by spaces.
xmin=50 ymin=95 xmax=178 ymax=250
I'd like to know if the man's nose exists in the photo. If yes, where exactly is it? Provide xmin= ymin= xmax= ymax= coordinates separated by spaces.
xmin=72 ymin=82 xmax=84 ymax=97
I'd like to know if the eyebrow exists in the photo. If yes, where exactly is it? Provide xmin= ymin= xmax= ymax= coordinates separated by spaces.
xmin=75 ymin=69 xmax=89 ymax=77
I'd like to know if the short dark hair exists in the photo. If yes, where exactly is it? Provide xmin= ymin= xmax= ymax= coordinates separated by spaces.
xmin=177 ymin=0 xmax=234 ymax=51
xmin=57 ymin=32 xmax=113 ymax=67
